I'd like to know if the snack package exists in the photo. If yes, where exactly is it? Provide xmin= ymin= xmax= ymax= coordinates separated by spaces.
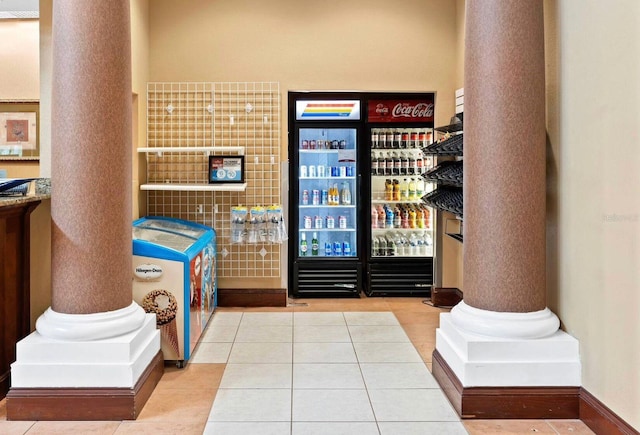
xmin=231 ymin=205 xmax=248 ymax=244
xmin=248 ymin=205 xmax=267 ymax=243
xmin=267 ymin=204 xmax=288 ymax=243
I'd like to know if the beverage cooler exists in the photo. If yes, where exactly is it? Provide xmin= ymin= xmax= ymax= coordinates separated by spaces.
xmin=132 ymin=216 xmax=217 ymax=367
xmin=288 ymin=92 xmax=436 ymax=298
xmin=365 ymin=94 xmax=436 ymax=296
xmin=288 ymin=93 xmax=362 ymax=297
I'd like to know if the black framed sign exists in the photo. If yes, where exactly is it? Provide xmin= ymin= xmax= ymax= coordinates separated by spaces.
xmin=208 ymin=155 xmax=245 ymax=183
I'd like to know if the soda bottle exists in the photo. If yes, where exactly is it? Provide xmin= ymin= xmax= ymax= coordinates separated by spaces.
xmin=385 ymin=179 xmax=393 ymax=201
xmin=401 ymin=131 xmax=409 ymax=149
xmin=393 ymin=130 xmax=402 ymax=149
xmin=377 ymin=205 xmax=386 ymax=228
xmin=415 ymin=153 xmax=423 ymax=175
xmin=371 ymin=131 xmax=379 ymax=149
xmin=400 ymin=178 xmax=409 ymax=201
xmin=333 ymin=241 xmax=343 ymax=256
xmin=392 ymin=179 xmax=400 ymax=201
xmin=386 ymin=130 xmax=394 ymax=149
xmin=400 ymin=151 xmax=409 ymax=175
xmin=371 ymin=151 xmax=378 ymax=174
xmin=377 ymin=152 xmax=386 ymax=176
xmin=371 ymin=206 xmax=378 ymax=228
xmin=409 ymin=178 xmax=417 ymax=200
xmin=385 ymin=152 xmax=393 ymax=175
xmin=392 ymin=151 xmax=400 ymax=176
xmin=311 ymin=232 xmax=319 ymax=256
xmin=408 ymin=153 xmax=416 ymax=175
xmin=379 ymin=130 xmax=387 ymax=149
xmin=300 ymin=233 xmax=308 ymax=256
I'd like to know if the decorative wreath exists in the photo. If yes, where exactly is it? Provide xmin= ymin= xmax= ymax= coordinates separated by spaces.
xmin=142 ymin=289 xmax=178 ymax=326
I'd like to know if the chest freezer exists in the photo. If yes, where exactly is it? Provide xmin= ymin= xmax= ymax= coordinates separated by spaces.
xmin=132 ymin=216 xmax=217 ymax=367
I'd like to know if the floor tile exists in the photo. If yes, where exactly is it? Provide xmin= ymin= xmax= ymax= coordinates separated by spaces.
xmin=463 ymin=419 xmax=557 ymax=434
xmin=378 ymin=421 xmax=467 ymax=435
xmin=294 ymin=325 xmax=351 ymax=342
xmin=348 ymin=325 xmax=411 ymax=342
xmin=293 ymin=363 xmax=365 ymax=389
xmin=137 ymin=388 xmax=216 ymax=422
xmin=209 ymin=389 xmax=291 ymax=422
xmin=240 ymin=312 xmax=293 ymax=326
xmin=293 ymin=342 xmax=357 ymax=363
xmin=235 ymin=325 xmax=292 ymax=342
xmin=353 ymin=342 xmax=423 ymax=363
xmin=156 ymin=363 xmax=225 ymax=389
xmin=189 ymin=342 xmax=233 ymax=363
xmin=204 ymin=421 xmax=291 ymax=435
xmin=292 ymin=422 xmax=379 ymax=435
xmin=0 ymin=421 xmax=36 ymax=435
xmin=546 ymin=419 xmax=596 ymax=434
xmin=292 ymin=389 xmax=375 ymax=422
xmin=200 ymin=325 xmax=239 ymax=342
xmin=25 ymin=421 xmax=121 ymax=434
xmin=368 ymin=388 xmax=459 ymax=422
xmin=412 ymin=341 xmax=436 ymax=363
xmin=219 ymin=363 xmax=292 ymax=389
xmin=293 ymin=312 xmax=345 ymax=325
xmin=115 ymin=421 xmax=206 ymax=434
xmin=360 ymin=363 xmax=438 ymax=389
xmin=209 ymin=312 xmax=244 ymax=326
xmin=227 ymin=342 xmax=292 ymax=363
xmin=344 ymin=311 xmax=399 ymax=325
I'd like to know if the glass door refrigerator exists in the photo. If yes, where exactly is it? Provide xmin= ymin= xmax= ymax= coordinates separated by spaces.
xmin=288 ymin=93 xmax=362 ymax=297
xmin=364 ymin=93 xmax=436 ymax=296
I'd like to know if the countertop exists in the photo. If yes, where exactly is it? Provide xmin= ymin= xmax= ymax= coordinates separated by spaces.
xmin=0 ymin=178 xmax=51 ymax=209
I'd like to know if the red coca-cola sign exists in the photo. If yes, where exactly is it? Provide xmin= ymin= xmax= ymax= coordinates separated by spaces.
xmin=367 ymin=99 xmax=435 ymax=123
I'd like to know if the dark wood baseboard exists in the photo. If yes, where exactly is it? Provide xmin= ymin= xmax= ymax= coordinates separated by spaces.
xmin=0 ymin=371 xmax=9 ymax=401
xmin=6 ymin=351 xmax=164 ymax=421
xmin=580 ymin=388 xmax=639 ymax=435
xmin=432 ymin=349 xmax=580 ymax=419
xmin=431 ymin=287 xmax=463 ymax=307
xmin=218 ymin=288 xmax=287 ymax=307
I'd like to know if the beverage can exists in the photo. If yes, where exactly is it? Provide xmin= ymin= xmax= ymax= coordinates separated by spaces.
xmin=339 ymin=140 xmax=346 ymax=149
xmin=314 ymin=215 xmax=323 ymax=229
xmin=343 ymin=241 xmax=351 ymax=256
xmin=333 ymin=241 xmax=343 ymax=256
xmin=300 ymin=165 xmax=307 ymax=178
xmin=309 ymin=140 xmax=317 ymax=149
xmin=301 ymin=140 xmax=309 ymax=149
xmin=346 ymin=166 xmax=354 ymax=177
xmin=338 ymin=215 xmax=347 ymax=229
xmin=303 ymin=216 xmax=312 ymax=229
xmin=325 ymin=242 xmax=332 ymax=256
xmin=339 ymin=166 xmax=347 ymax=177
xmin=326 ymin=216 xmax=335 ymax=229
xmin=321 ymin=189 xmax=328 ymax=205
xmin=312 ymin=189 xmax=320 ymax=205
xmin=317 ymin=165 xmax=325 ymax=177
xmin=302 ymin=189 xmax=309 ymax=205
xmin=309 ymin=165 xmax=316 ymax=178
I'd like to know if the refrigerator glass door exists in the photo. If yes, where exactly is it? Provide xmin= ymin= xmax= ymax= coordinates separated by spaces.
xmin=297 ymin=128 xmax=357 ymax=258
xmin=369 ymin=127 xmax=435 ymax=258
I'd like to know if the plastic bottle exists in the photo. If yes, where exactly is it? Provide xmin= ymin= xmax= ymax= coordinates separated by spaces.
xmin=392 ymin=151 xmax=400 ymax=176
xmin=379 ymin=236 xmax=387 ymax=256
xmin=422 ymin=205 xmax=430 ymax=228
xmin=300 ymin=233 xmax=307 ymax=256
xmin=385 ymin=206 xmax=394 ymax=229
xmin=371 ymin=206 xmax=378 ymax=228
xmin=343 ymin=236 xmax=351 ymax=257
xmin=372 ymin=237 xmax=379 ymax=257
xmin=400 ymin=178 xmax=409 ymax=201
xmin=378 ymin=152 xmax=386 ymax=176
xmin=377 ymin=205 xmax=386 ymax=228
xmin=341 ymin=182 xmax=351 ymax=205
xmin=394 ymin=206 xmax=402 ymax=228
xmin=400 ymin=151 xmax=409 ymax=175
xmin=408 ymin=153 xmax=416 ymax=175
xmin=416 ymin=207 xmax=424 ymax=229
xmin=415 ymin=177 xmax=424 ymax=199
xmin=325 ymin=242 xmax=332 ymax=256
xmin=409 ymin=233 xmax=418 ymax=256
xmin=409 ymin=178 xmax=417 ymax=200
xmin=409 ymin=206 xmax=417 ymax=229
xmin=371 ymin=151 xmax=378 ymax=175
xmin=384 ymin=179 xmax=393 ymax=201
xmin=392 ymin=179 xmax=400 ymax=201
xmin=311 ymin=232 xmax=319 ymax=256
xmin=385 ymin=152 xmax=393 ymax=176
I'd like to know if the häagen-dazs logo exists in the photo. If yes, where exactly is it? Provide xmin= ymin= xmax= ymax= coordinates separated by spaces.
xmin=134 ymin=263 xmax=163 ymax=280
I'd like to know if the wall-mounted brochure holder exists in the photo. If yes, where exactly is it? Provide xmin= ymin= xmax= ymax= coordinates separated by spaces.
xmin=208 ymin=155 xmax=245 ymax=184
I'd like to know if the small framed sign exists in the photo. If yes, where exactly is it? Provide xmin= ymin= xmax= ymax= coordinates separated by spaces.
xmin=208 ymin=155 xmax=245 ymax=183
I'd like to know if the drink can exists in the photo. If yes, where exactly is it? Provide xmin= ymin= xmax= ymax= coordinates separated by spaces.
xmin=325 ymin=242 xmax=332 ymax=256
xmin=302 ymin=189 xmax=309 ymax=205
xmin=301 ymin=140 xmax=309 ymax=149
xmin=303 ymin=216 xmax=312 ymax=229
xmin=326 ymin=216 xmax=335 ymax=228
xmin=309 ymin=165 xmax=316 ymax=178
xmin=339 ymin=166 xmax=347 ymax=177
xmin=330 ymin=166 xmax=337 ymax=177
xmin=346 ymin=166 xmax=354 ymax=177
xmin=317 ymin=165 xmax=325 ymax=177
xmin=339 ymin=140 xmax=346 ymax=149
xmin=309 ymin=139 xmax=317 ymax=149
xmin=300 ymin=165 xmax=307 ymax=178
xmin=333 ymin=241 xmax=343 ymax=256
xmin=316 ymin=140 xmax=324 ymax=149
xmin=343 ymin=241 xmax=351 ymax=256
xmin=312 ymin=189 xmax=320 ymax=205
xmin=321 ymin=189 xmax=328 ymax=205
xmin=314 ymin=216 xmax=322 ymax=229
xmin=338 ymin=215 xmax=347 ymax=229
xmin=332 ymin=140 xmax=339 ymax=149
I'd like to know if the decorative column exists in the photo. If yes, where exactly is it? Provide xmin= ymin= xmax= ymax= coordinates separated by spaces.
xmin=7 ymin=1 xmax=162 ymax=421
xmin=433 ymin=0 xmax=581 ymax=419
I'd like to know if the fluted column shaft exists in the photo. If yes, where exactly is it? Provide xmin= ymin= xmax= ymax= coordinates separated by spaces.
xmin=463 ymin=0 xmax=546 ymax=313
xmin=51 ymin=1 xmax=132 ymax=314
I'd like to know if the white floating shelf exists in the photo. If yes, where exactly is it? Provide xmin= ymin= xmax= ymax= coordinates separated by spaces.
xmin=138 ymin=146 xmax=244 ymax=155
xmin=141 ymin=183 xmax=247 ymax=192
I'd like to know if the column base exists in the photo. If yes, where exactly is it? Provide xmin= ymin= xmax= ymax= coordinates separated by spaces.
xmin=7 ymin=314 xmax=163 ymax=420
xmin=433 ymin=313 xmax=582 ymax=419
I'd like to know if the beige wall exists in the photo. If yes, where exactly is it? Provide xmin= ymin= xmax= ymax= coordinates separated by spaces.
xmin=545 ymin=0 xmax=640 ymax=429
xmin=0 ymin=19 xmax=39 ymax=100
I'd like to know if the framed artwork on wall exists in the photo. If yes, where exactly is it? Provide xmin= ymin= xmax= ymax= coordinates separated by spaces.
xmin=0 ymin=104 xmax=39 ymax=159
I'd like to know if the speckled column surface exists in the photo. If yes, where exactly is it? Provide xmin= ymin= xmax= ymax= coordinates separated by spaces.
xmin=51 ymin=1 xmax=132 ymax=314
xmin=463 ymin=0 xmax=546 ymax=313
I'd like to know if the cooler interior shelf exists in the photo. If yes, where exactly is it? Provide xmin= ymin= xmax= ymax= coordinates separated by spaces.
xmin=422 ymin=160 xmax=463 ymax=187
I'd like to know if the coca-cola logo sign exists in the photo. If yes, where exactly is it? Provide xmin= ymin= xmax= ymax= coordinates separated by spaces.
xmin=391 ymin=102 xmax=434 ymax=119
xmin=367 ymin=98 xmax=435 ymax=123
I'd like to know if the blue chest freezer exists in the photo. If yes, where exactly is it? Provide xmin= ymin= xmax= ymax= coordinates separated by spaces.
xmin=132 ymin=216 xmax=217 ymax=366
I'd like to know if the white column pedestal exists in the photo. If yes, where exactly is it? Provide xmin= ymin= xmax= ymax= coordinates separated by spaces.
xmin=436 ymin=313 xmax=581 ymax=387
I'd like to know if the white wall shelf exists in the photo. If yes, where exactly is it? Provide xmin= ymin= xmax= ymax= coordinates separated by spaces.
xmin=138 ymin=146 xmax=244 ymax=155
xmin=140 ymin=183 xmax=247 ymax=192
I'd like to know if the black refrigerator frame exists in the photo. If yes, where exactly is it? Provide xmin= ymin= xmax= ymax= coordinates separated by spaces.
xmin=288 ymin=91 xmax=364 ymax=298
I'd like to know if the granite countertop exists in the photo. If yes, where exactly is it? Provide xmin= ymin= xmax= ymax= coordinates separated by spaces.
xmin=0 ymin=178 xmax=51 ymax=208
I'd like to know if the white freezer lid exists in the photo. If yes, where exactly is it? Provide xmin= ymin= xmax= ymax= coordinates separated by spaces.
xmin=132 ymin=226 xmax=196 ymax=252
xmin=136 ymin=219 xmax=207 ymax=239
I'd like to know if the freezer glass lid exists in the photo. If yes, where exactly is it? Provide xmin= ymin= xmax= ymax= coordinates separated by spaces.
xmin=133 ymin=227 xmax=196 ymax=252
xmin=137 ymin=219 xmax=207 ymax=239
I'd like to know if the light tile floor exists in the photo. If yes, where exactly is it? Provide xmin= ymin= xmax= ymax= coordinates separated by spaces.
xmin=0 ymin=297 xmax=595 ymax=434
